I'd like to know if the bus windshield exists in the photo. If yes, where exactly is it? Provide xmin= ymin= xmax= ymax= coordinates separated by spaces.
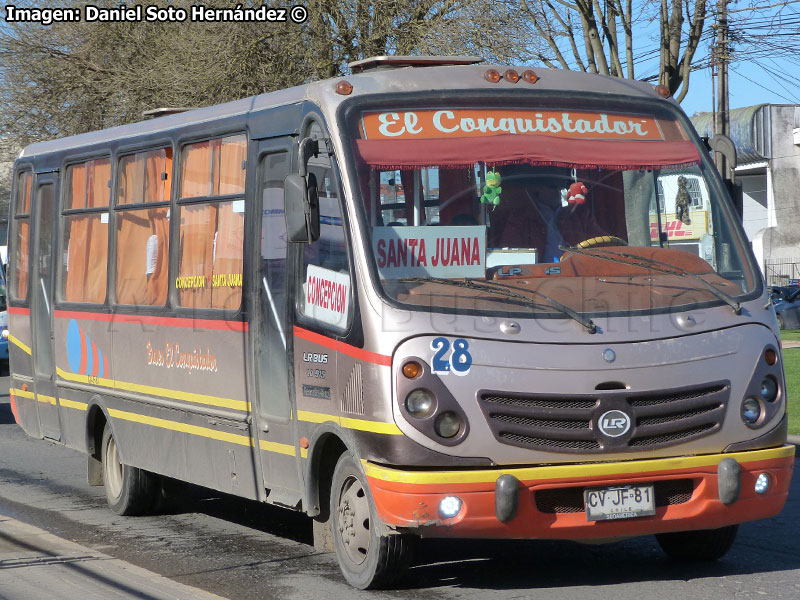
xmin=350 ymin=105 xmax=757 ymax=317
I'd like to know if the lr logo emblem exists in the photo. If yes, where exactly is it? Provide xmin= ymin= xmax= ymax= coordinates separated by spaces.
xmin=598 ymin=410 xmax=631 ymax=437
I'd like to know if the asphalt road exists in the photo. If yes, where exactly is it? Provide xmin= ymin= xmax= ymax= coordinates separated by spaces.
xmin=1 ymin=375 xmax=799 ymax=600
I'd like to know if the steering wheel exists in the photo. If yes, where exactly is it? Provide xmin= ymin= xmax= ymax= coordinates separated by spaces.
xmin=561 ymin=235 xmax=627 ymax=260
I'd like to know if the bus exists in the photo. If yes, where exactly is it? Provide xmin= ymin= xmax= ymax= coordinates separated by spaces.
xmin=7 ymin=55 xmax=793 ymax=589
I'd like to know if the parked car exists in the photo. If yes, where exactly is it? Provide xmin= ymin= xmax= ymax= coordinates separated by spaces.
xmin=770 ymin=285 xmax=800 ymax=304
xmin=774 ymin=287 xmax=800 ymax=329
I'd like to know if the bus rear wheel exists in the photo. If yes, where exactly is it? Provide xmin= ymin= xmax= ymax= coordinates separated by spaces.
xmin=101 ymin=424 xmax=155 ymax=515
xmin=330 ymin=452 xmax=416 ymax=589
xmin=656 ymin=525 xmax=738 ymax=561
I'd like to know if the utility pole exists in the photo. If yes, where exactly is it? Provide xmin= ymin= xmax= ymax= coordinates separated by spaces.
xmin=714 ymin=0 xmax=730 ymax=179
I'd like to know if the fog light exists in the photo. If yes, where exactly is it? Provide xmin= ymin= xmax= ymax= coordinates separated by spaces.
xmin=405 ymin=389 xmax=435 ymax=418
xmin=759 ymin=376 xmax=778 ymax=402
xmin=439 ymin=496 xmax=462 ymax=518
xmin=435 ymin=411 xmax=462 ymax=438
xmin=755 ymin=473 xmax=770 ymax=494
xmin=741 ymin=398 xmax=762 ymax=425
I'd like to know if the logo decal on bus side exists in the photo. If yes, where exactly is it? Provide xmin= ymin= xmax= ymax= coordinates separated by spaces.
xmin=66 ymin=319 xmax=109 ymax=380
xmin=430 ymin=337 xmax=472 ymax=376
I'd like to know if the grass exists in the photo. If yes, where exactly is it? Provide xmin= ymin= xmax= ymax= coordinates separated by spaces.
xmin=781 ymin=329 xmax=800 ymax=343
xmin=784 ymin=344 xmax=800 ymax=436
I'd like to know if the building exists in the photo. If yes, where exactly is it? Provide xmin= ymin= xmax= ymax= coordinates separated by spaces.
xmin=692 ymin=105 xmax=800 ymax=285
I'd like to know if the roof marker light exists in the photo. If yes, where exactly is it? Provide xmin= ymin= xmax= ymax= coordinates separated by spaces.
xmin=336 ymin=80 xmax=353 ymax=95
xmin=503 ymin=69 xmax=520 ymax=83
xmin=522 ymin=70 xmax=539 ymax=84
xmin=484 ymin=69 xmax=501 ymax=83
xmin=654 ymin=84 xmax=671 ymax=98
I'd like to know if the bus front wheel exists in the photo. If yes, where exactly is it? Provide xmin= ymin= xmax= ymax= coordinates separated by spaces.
xmin=101 ymin=424 xmax=156 ymax=515
xmin=656 ymin=525 xmax=738 ymax=561
xmin=330 ymin=452 xmax=416 ymax=589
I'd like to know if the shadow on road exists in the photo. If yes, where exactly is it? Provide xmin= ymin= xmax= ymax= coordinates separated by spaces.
xmin=0 ymin=401 xmax=15 ymax=425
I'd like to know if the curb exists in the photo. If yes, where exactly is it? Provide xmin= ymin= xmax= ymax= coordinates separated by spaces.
xmin=788 ymin=435 xmax=800 ymax=446
xmin=0 ymin=516 xmax=227 ymax=600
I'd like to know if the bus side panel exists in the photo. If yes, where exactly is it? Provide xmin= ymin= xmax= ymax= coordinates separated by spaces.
xmin=50 ymin=313 xmax=259 ymax=500
xmin=8 ymin=308 xmax=33 ymax=379
xmin=9 ymin=376 xmax=41 ymax=439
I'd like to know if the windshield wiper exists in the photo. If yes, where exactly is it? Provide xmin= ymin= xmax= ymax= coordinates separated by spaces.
xmin=560 ymin=246 xmax=742 ymax=315
xmin=396 ymin=277 xmax=597 ymax=334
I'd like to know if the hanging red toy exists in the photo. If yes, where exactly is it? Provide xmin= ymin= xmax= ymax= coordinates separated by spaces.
xmin=567 ymin=181 xmax=588 ymax=205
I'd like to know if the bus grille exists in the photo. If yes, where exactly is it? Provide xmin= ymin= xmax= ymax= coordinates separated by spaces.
xmin=535 ymin=479 xmax=695 ymax=514
xmin=478 ymin=382 xmax=728 ymax=454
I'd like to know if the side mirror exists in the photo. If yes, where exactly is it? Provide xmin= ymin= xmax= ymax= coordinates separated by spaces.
xmin=284 ymin=172 xmax=320 ymax=243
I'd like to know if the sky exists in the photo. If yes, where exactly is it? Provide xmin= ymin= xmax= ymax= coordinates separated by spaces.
xmin=625 ymin=1 xmax=800 ymax=117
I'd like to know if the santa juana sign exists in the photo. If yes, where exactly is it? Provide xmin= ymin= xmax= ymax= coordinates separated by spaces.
xmin=373 ymin=226 xmax=486 ymax=279
xmin=361 ymin=109 xmax=664 ymax=141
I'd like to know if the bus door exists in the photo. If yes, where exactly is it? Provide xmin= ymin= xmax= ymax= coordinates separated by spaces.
xmin=250 ymin=139 xmax=303 ymax=506
xmin=30 ymin=172 xmax=60 ymax=441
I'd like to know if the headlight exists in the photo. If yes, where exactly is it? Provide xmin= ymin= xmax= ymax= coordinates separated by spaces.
xmin=759 ymin=376 xmax=778 ymax=402
xmin=1 ymin=329 xmax=7 ymax=340
xmin=435 ymin=411 xmax=462 ymax=438
xmin=405 ymin=389 xmax=435 ymax=418
xmin=741 ymin=398 xmax=762 ymax=425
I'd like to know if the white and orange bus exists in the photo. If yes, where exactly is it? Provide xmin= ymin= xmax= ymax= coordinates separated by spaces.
xmin=7 ymin=55 xmax=793 ymax=588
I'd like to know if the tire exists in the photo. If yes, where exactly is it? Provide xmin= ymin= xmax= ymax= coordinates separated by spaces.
xmin=777 ymin=314 xmax=785 ymax=330
xmin=101 ymin=424 xmax=156 ymax=515
xmin=330 ymin=452 xmax=416 ymax=589
xmin=656 ymin=525 xmax=738 ymax=561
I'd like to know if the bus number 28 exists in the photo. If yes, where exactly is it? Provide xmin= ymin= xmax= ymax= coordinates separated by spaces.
xmin=431 ymin=337 xmax=472 ymax=376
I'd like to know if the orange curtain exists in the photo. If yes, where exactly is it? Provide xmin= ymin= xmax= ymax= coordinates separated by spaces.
xmin=116 ymin=208 xmax=169 ymax=305
xmin=69 ymin=164 xmax=87 ymax=209
xmin=14 ymin=220 xmax=29 ymax=299
xmin=88 ymin=159 xmax=111 ymax=207
xmin=211 ymin=202 xmax=243 ymax=309
xmin=182 ymin=142 xmax=212 ymax=198
xmin=16 ymin=172 xmax=32 ymax=214
xmin=217 ymin=136 xmax=246 ymax=195
xmin=64 ymin=215 xmax=107 ymax=303
xmin=145 ymin=208 xmax=170 ymax=305
xmin=178 ymin=204 xmax=216 ymax=308
xmin=117 ymin=154 xmax=142 ymax=205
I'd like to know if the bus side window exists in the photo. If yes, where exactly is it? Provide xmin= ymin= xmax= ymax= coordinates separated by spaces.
xmin=297 ymin=158 xmax=352 ymax=331
xmin=257 ymin=150 xmax=291 ymax=420
xmin=176 ymin=134 xmax=247 ymax=310
xmin=60 ymin=158 xmax=111 ymax=304
xmin=115 ymin=147 xmax=172 ymax=307
xmin=10 ymin=170 xmax=32 ymax=301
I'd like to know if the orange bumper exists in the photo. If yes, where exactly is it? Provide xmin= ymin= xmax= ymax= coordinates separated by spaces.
xmin=365 ymin=445 xmax=795 ymax=539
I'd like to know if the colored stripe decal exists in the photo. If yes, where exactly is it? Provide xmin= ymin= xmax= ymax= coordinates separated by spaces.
xmin=362 ymin=445 xmax=796 ymax=486
xmin=10 ymin=388 xmax=34 ymax=400
xmin=297 ymin=410 xmax=402 ymax=435
xmin=7 ymin=307 xmax=30 ymax=315
xmin=37 ymin=394 xmax=56 ymax=406
xmin=108 ymin=408 xmax=254 ymax=447
xmin=56 ymin=366 xmax=250 ymax=412
xmin=293 ymin=326 xmax=391 ymax=366
xmin=9 ymin=334 xmax=31 ymax=355
xmin=60 ymin=397 xmax=88 ymax=411
xmin=259 ymin=439 xmax=297 ymax=456
xmin=54 ymin=310 xmax=248 ymax=332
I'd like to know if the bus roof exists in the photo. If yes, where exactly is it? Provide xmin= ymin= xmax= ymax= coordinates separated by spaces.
xmin=19 ymin=62 xmax=670 ymax=160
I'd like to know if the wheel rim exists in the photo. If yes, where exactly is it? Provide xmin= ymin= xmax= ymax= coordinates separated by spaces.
xmin=337 ymin=474 xmax=371 ymax=566
xmin=104 ymin=433 xmax=124 ymax=500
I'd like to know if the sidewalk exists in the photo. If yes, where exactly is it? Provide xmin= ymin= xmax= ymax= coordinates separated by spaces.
xmin=0 ymin=516 xmax=227 ymax=600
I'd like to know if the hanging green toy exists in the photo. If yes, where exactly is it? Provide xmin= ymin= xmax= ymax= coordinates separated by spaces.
xmin=480 ymin=169 xmax=502 ymax=206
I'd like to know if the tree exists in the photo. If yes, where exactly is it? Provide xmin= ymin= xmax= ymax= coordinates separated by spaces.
xmin=518 ymin=0 xmax=708 ymax=102
xmin=0 ymin=0 xmax=523 ymax=147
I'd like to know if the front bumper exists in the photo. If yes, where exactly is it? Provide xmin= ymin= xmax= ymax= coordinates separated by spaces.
xmin=365 ymin=445 xmax=794 ymax=539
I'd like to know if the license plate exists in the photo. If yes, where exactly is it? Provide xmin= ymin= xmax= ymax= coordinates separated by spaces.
xmin=584 ymin=485 xmax=656 ymax=521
